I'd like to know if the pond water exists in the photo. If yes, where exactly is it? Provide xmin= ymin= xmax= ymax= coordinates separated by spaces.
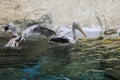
xmin=0 ymin=37 xmax=120 ymax=80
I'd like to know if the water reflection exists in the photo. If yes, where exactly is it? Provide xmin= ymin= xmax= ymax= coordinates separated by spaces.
xmin=0 ymin=38 xmax=120 ymax=80
xmin=0 ymin=38 xmax=49 ymax=68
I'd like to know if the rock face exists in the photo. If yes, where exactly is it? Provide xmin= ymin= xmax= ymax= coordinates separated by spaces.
xmin=0 ymin=0 xmax=28 ymax=23
xmin=0 ymin=0 xmax=120 ymax=28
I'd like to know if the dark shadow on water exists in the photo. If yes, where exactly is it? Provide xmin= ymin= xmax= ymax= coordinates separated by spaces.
xmin=0 ymin=38 xmax=49 ymax=69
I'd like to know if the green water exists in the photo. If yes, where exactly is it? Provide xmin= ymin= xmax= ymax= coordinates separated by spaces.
xmin=0 ymin=38 xmax=120 ymax=80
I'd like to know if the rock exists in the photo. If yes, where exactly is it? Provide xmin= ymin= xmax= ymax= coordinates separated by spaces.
xmin=0 ymin=0 xmax=28 ymax=24
xmin=0 ymin=0 xmax=120 ymax=27
xmin=0 ymin=32 xmax=13 ymax=40
xmin=14 ymin=13 xmax=52 ymax=28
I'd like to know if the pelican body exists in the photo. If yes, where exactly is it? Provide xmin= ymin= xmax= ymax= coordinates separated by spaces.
xmin=49 ymin=22 xmax=87 ymax=45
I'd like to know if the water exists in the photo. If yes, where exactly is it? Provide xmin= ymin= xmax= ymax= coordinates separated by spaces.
xmin=0 ymin=38 xmax=120 ymax=80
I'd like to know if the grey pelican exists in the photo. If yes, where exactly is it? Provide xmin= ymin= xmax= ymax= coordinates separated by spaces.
xmin=49 ymin=22 xmax=87 ymax=45
xmin=104 ymin=29 xmax=117 ymax=35
xmin=4 ymin=22 xmax=56 ymax=47
xmin=96 ymin=16 xmax=118 ymax=39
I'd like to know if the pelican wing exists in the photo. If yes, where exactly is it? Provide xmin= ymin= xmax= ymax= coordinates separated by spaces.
xmin=21 ymin=25 xmax=56 ymax=41
xmin=32 ymin=26 xmax=56 ymax=37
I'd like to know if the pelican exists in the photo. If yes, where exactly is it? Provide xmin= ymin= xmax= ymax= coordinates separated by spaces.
xmin=4 ymin=22 xmax=56 ymax=48
xmin=49 ymin=22 xmax=87 ymax=45
xmin=104 ymin=29 xmax=117 ymax=35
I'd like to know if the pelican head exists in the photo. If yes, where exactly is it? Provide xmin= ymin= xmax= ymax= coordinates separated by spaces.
xmin=72 ymin=22 xmax=87 ymax=40
xmin=4 ymin=24 xmax=10 ymax=32
xmin=4 ymin=22 xmax=18 ymax=37
xmin=4 ymin=22 xmax=14 ymax=31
